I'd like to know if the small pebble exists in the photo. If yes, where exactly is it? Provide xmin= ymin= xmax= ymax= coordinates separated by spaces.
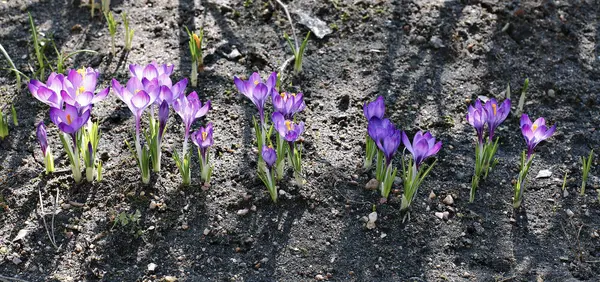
xmin=237 ymin=208 xmax=249 ymax=216
xmin=365 ymin=179 xmax=379 ymax=190
xmin=147 ymin=263 xmax=157 ymax=272
xmin=442 ymin=195 xmax=454 ymax=205
xmin=203 ymin=228 xmax=210 ymax=236
xmin=566 ymin=209 xmax=574 ymax=217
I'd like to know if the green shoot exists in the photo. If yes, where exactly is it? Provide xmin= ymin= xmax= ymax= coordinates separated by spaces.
xmin=173 ymin=151 xmax=191 ymax=186
xmin=184 ymin=26 xmax=204 ymax=87
xmin=0 ymin=43 xmax=21 ymax=86
xmin=516 ymin=78 xmax=529 ymax=117
xmin=11 ymin=105 xmax=17 ymax=126
xmin=0 ymin=108 xmax=8 ymax=140
xmin=505 ymin=82 xmax=511 ymax=100
xmin=101 ymin=0 xmax=110 ymax=14
xmin=284 ymin=31 xmax=311 ymax=74
xmin=364 ymin=135 xmax=377 ymax=170
xmin=29 ymin=13 xmax=46 ymax=80
xmin=52 ymin=41 xmax=97 ymax=74
xmin=104 ymin=11 xmax=118 ymax=55
xmin=82 ymin=122 xmax=101 ymax=182
xmin=400 ymin=157 xmax=437 ymax=212
xmin=581 ymin=150 xmax=593 ymax=195
xmin=513 ymin=151 xmax=534 ymax=209
xmin=562 ymin=171 xmax=568 ymax=191
xmin=470 ymin=138 xmax=500 ymax=202
xmin=122 ymin=12 xmax=134 ymax=51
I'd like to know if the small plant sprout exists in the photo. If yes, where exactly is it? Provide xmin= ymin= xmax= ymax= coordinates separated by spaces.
xmin=363 ymin=96 xmax=385 ymax=170
xmin=272 ymin=112 xmax=305 ymax=185
xmin=284 ymin=31 xmax=311 ymax=75
xmin=0 ymin=106 xmax=9 ymax=139
xmin=112 ymin=75 xmax=157 ymax=184
xmin=271 ymin=90 xmax=306 ymax=180
xmin=513 ymin=114 xmax=556 ymax=209
xmin=581 ymin=149 xmax=593 ymax=195
xmin=173 ymin=91 xmax=211 ymax=186
xmin=259 ymin=145 xmax=278 ymax=202
xmin=562 ymin=171 xmax=568 ymax=191
xmin=234 ymin=72 xmax=277 ymax=155
xmin=185 ymin=26 xmax=204 ymax=87
xmin=11 ymin=105 xmax=17 ymax=126
xmin=516 ymin=78 xmax=529 ymax=117
xmin=37 ymin=121 xmax=55 ymax=174
xmin=29 ymin=13 xmax=46 ymax=80
xmin=0 ymin=43 xmax=23 ymax=86
xmin=122 ymin=12 xmax=134 ymax=51
xmin=104 ymin=11 xmax=118 ymax=55
xmin=101 ymin=0 xmax=110 ymax=14
xmin=192 ymin=123 xmax=214 ymax=188
xmin=467 ymin=98 xmax=511 ymax=202
xmin=367 ymin=117 xmax=401 ymax=199
xmin=52 ymin=42 xmax=97 ymax=74
xmin=400 ymin=131 xmax=441 ymax=214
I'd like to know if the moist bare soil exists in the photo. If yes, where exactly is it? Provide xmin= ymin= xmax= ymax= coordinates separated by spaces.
xmin=1 ymin=0 xmax=600 ymax=281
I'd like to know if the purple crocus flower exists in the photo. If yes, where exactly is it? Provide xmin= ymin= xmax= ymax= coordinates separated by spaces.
xmin=173 ymin=91 xmax=211 ymax=155
xmin=483 ymin=98 xmax=511 ymax=141
xmin=261 ymin=145 xmax=277 ymax=168
xmin=466 ymin=100 xmax=487 ymax=144
xmin=520 ymin=114 xmax=556 ymax=159
xmin=112 ymin=78 xmax=157 ymax=127
xmin=129 ymin=62 xmax=174 ymax=84
xmin=36 ymin=121 xmax=48 ymax=156
xmin=363 ymin=96 xmax=385 ymax=121
xmin=402 ymin=131 xmax=442 ymax=169
xmin=367 ymin=117 xmax=395 ymax=145
xmin=372 ymin=124 xmax=401 ymax=166
xmin=49 ymin=104 xmax=91 ymax=134
xmin=61 ymin=68 xmax=110 ymax=109
xmin=158 ymin=100 xmax=169 ymax=141
xmin=192 ymin=123 xmax=214 ymax=160
xmin=155 ymin=79 xmax=188 ymax=106
xmin=272 ymin=112 xmax=305 ymax=142
xmin=28 ymin=73 xmax=66 ymax=108
xmin=272 ymin=91 xmax=306 ymax=119
xmin=234 ymin=72 xmax=277 ymax=124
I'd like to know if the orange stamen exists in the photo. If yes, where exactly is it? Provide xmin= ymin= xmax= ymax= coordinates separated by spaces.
xmin=285 ymin=120 xmax=292 ymax=131
xmin=202 ymin=131 xmax=208 ymax=141
xmin=66 ymin=114 xmax=73 ymax=125
xmin=492 ymin=103 xmax=497 ymax=115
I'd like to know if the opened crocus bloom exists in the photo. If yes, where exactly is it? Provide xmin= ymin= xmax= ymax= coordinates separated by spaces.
xmin=129 ymin=61 xmax=174 ymax=84
xmin=272 ymin=91 xmax=306 ymax=119
xmin=367 ymin=117 xmax=395 ymax=145
xmin=112 ymin=77 xmax=156 ymax=122
xmin=466 ymin=99 xmax=487 ymax=144
xmin=192 ymin=123 xmax=214 ymax=158
xmin=234 ymin=72 xmax=277 ymax=123
xmin=520 ymin=114 xmax=556 ymax=159
xmin=272 ymin=112 xmax=305 ymax=142
xmin=402 ymin=131 xmax=442 ymax=169
xmin=363 ymin=96 xmax=385 ymax=121
xmin=483 ymin=98 xmax=511 ymax=141
xmin=49 ymin=103 xmax=90 ymax=134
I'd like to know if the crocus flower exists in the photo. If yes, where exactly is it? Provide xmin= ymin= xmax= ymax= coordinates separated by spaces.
xmin=520 ymin=114 xmax=556 ymax=159
xmin=37 ymin=121 xmax=48 ymax=156
xmin=466 ymin=100 xmax=487 ymax=143
xmin=28 ymin=73 xmax=66 ymax=108
xmin=376 ymin=126 xmax=402 ymax=166
xmin=272 ymin=112 xmax=305 ymax=142
xmin=272 ymin=91 xmax=306 ymax=119
xmin=367 ymin=117 xmax=395 ymax=145
xmin=158 ymin=100 xmax=169 ymax=141
xmin=112 ymin=78 xmax=156 ymax=127
xmin=173 ymin=91 xmax=211 ymax=155
xmin=129 ymin=62 xmax=174 ymax=85
xmin=192 ymin=123 xmax=214 ymax=159
xmin=155 ymin=79 xmax=188 ymax=106
xmin=402 ymin=131 xmax=442 ymax=169
xmin=234 ymin=72 xmax=277 ymax=123
xmin=483 ymin=98 xmax=511 ymax=141
xmin=363 ymin=96 xmax=385 ymax=121
xmin=49 ymin=104 xmax=91 ymax=134
xmin=261 ymin=145 xmax=277 ymax=168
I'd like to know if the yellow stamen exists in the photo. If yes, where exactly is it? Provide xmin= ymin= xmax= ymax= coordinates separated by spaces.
xmin=192 ymin=33 xmax=201 ymax=50
xmin=532 ymin=124 xmax=538 ymax=131
xmin=77 ymin=67 xmax=86 ymax=76
xmin=291 ymin=93 xmax=297 ymax=97
xmin=202 ymin=131 xmax=208 ymax=141
xmin=285 ymin=120 xmax=292 ymax=131
xmin=253 ymin=80 xmax=259 ymax=85
xmin=76 ymin=86 xmax=85 ymax=96
xmin=135 ymin=89 xmax=141 ymax=94
xmin=66 ymin=114 xmax=73 ymax=125
xmin=492 ymin=103 xmax=497 ymax=115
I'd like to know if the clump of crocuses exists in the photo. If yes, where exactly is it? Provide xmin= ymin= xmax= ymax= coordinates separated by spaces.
xmin=400 ymin=131 xmax=441 ymax=214
xmin=363 ymin=96 xmax=385 ymax=169
xmin=112 ymin=62 xmax=189 ymax=184
xmin=28 ymin=67 xmax=109 ymax=182
xmin=467 ymin=98 xmax=510 ymax=202
xmin=173 ymin=91 xmax=210 ymax=186
xmin=234 ymin=72 xmax=307 ymax=202
xmin=513 ymin=114 xmax=556 ymax=209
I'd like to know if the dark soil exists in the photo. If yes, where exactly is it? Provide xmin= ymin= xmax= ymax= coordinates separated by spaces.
xmin=1 ymin=0 xmax=600 ymax=281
